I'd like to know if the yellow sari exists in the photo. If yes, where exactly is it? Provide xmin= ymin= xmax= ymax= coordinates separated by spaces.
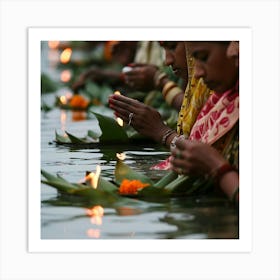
xmin=151 ymin=46 xmax=212 ymax=170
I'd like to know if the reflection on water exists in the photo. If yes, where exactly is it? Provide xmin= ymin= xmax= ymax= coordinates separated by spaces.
xmin=41 ymin=105 xmax=238 ymax=240
xmin=40 ymin=42 xmax=238 ymax=240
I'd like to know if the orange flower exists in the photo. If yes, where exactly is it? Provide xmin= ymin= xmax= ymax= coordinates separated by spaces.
xmin=69 ymin=95 xmax=89 ymax=109
xmin=119 ymin=179 xmax=150 ymax=195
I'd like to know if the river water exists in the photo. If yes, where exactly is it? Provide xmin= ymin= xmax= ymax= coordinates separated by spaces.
xmin=40 ymin=42 xmax=238 ymax=240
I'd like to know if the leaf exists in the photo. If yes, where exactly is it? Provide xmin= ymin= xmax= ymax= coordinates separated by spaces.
xmin=55 ymin=130 xmax=71 ymax=143
xmin=87 ymin=129 xmax=101 ymax=139
xmin=41 ymin=169 xmax=119 ymax=204
xmin=91 ymin=111 xmax=129 ymax=143
xmin=154 ymin=171 xmax=178 ymax=188
xmin=163 ymin=174 xmax=213 ymax=195
xmin=65 ymin=131 xmax=88 ymax=144
xmin=114 ymin=159 xmax=154 ymax=186
xmin=41 ymin=170 xmax=82 ymax=193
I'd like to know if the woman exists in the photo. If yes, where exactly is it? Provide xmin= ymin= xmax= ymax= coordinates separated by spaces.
xmin=108 ymin=41 xmax=210 ymax=149
xmin=170 ymin=41 xmax=239 ymax=203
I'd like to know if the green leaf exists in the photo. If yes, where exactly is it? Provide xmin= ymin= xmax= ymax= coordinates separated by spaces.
xmin=154 ymin=171 xmax=178 ymax=188
xmin=41 ymin=169 xmax=119 ymax=203
xmin=41 ymin=170 xmax=82 ymax=193
xmin=87 ymin=129 xmax=101 ymax=139
xmin=91 ymin=111 xmax=129 ymax=143
xmin=55 ymin=130 xmax=71 ymax=143
xmin=163 ymin=174 xmax=213 ymax=196
xmin=114 ymin=159 xmax=154 ymax=186
xmin=65 ymin=131 xmax=88 ymax=144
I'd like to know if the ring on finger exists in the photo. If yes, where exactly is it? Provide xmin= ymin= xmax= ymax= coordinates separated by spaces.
xmin=128 ymin=112 xmax=134 ymax=125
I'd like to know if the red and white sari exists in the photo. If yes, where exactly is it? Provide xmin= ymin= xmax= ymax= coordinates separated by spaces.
xmin=151 ymin=82 xmax=239 ymax=170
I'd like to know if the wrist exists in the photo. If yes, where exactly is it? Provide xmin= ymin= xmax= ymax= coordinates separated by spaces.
xmin=208 ymin=162 xmax=237 ymax=187
xmin=160 ymin=128 xmax=176 ymax=146
xmin=154 ymin=70 xmax=168 ymax=90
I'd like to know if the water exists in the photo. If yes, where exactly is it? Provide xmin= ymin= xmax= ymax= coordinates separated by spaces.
xmin=40 ymin=42 xmax=238 ymax=240
xmin=41 ymin=105 xmax=238 ymax=239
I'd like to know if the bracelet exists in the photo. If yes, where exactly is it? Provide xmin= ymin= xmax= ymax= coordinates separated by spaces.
xmin=161 ymin=129 xmax=175 ymax=145
xmin=154 ymin=71 xmax=168 ymax=88
xmin=162 ymin=81 xmax=177 ymax=97
xmin=209 ymin=163 xmax=237 ymax=186
xmin=170 ymin=135 xmax=179 ymax=149
xmin=165 ymin=86 xmax=182 ymax=105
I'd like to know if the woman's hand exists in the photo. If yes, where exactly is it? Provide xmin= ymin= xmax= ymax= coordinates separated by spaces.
xmin=123 ymin=63 xmax=158 ymax=91
xmin=108 ymin=94 xmax=170 ymax=142
xmin=170 ymin=137 xmax=239 ymax=202
xmin=170 ymin=137 xmax=226 ymax=176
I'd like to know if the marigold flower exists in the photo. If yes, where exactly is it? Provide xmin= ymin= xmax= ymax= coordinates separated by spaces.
xmin=69 ymin=95 xmax=89 ymax=109
xmin=119 ymin=179 xmax=150 ymax=195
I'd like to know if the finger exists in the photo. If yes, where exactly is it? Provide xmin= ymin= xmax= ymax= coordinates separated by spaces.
xmin=175 ymin=137 xmax=192 ymax=151
xmin=170 ymin=157 xmax=190 ymax=175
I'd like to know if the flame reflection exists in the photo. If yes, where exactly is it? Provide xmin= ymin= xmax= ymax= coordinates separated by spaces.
xmin=116 ymin=153 xmax=126 ymax=160
xmin=86 ymin=205 xmax=104 ymax=225
xmin=48 ymin=41 xmax=60 ymax=49
xmin=60 ymin=48 xmax=72 ymax=64
xmin=86 ymin=228 xmax=100 ymax=238
xmin=60 ymin=70 xmax=71 ymax=82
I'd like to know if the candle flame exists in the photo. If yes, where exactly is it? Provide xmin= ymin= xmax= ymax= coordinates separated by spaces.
xmin=60 ymin=47 xmax=72 ymax=64
xmin=83 ymin=165 xmax=101 ymax=189
xmin=48 ymin=41 xmax=60 ymax=49
xmin=116 ymin=117 xmax=123 ymax=127
xmin=114 ymin=91 xmax=123 ymax=126
xmin=116 ymin=153 xmax=126 ymax=160
xmin=60 ymin=95 xmax=67 ymax=105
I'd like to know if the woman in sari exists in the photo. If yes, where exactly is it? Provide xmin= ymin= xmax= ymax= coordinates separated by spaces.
xmin=108 ymin=42 xmax=211 ymax=150
xmin=170 ymin=41 xmax=239 ymax=203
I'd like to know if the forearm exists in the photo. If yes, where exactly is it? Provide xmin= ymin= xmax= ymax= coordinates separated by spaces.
xmin=156 ymin=75 xmax=184 ymax=112
xmin=218 ymin=171 xmax=239 ymax=203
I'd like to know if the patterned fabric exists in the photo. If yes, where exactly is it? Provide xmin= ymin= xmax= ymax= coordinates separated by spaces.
xmin=151 ymin=81 xmax=239 ymax=171
xmin=151 ymin=47 xmax=211 ymax=170
xmin=177 ymin=50 xmax=212 ymax=137
xmin=189 ymin=82 xmax=239 ymax=145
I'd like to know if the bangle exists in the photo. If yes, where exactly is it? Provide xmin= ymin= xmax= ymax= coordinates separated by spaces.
xmin=161 ymin=129 xmax=175 ymax=145
xmin=170 ymin=135 xmax=179 ymax=149
xmin=209 ymin=163 xmax=237 ymax=186
xmin=154 ymin=71 xmax=168 ymax=88
xmin=162 ymin=81 xmax=177 ymax=97
xmin=230 ymin=186 xmax=239 ymax=203
xmin=165 ymin=86 xmax=182 ymax=105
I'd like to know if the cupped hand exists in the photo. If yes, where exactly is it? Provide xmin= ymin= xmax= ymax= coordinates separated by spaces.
xmin=170 ymin=137 xmax=227 ymax=176
xmin=123 ymin=63 xmax=158 ymax=91
xmin=108 ymin=94 xmax=170 ymax=142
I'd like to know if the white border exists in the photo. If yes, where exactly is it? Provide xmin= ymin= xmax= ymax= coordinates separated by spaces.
xmin=29 ymin=27 xmax=252 ymax=253
xmin=1 ymin=0 xmax=279 ymax=279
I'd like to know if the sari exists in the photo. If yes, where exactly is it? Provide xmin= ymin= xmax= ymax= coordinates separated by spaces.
xmin=151 ymin=48 xmax=211 ymax=170
xmin=151 ymin=80 xmax=239 ymax=171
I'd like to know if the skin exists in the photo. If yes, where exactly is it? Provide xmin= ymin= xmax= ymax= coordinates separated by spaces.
xmin=123 ymin=41 xmax=187 ymax=110
xmin=170 ymin=42 xmax=239 ymax=203
xmin=227 ymin=41 xmax=239 ymax=66
xmin=186 ymin=42 xmax=238 ymax=93
xmin=71 ymin=42 xmax=138 ymax=92
xmin=108 ymin=94 xmax=168 ymax=143
xmin=109 ymin=41 xmax=189 ymax=145
xmin=163 ymin=41 xmax=188 ymax=83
